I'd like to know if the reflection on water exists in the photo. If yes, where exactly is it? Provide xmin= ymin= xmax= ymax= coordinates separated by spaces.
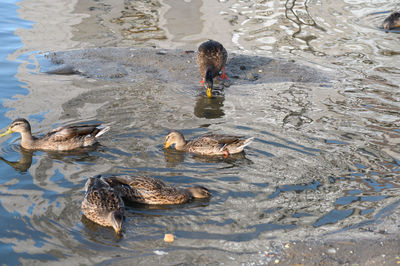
xmin=163 ymin=148 xmax=186 ymax=167
xmin=0 ymin=148 xmax=33 ymax=172
xmin=193 ymin=95 xmax=225 ymax=119
xmin=164 ymin=145 xmax=253 ymax=168
xmin=2 ymin=0 xmax=400 ymax=264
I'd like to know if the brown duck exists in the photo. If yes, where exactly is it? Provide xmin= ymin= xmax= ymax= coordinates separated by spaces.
xmin=164 ymin=130 xmax=254 ymax=156
xmin=197 ymin=40 xmax=228 ymax=98
xmin=383 ymin=11 xmax=400 ymax=30
xmin=0 ymin=118 xmax=109 ymax=151
xmin=105 ymin=175 xmax=211 ymax=205
xmin=81 ymin=175 xmax=125 ymax=234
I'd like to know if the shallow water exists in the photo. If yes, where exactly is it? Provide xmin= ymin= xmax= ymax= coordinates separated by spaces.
xmin=1 ymin=0 xmax=400 ymax=264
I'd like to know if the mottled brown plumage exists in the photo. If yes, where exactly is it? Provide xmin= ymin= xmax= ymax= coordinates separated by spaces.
xmin=164 ymin=130 xmax=254 ymax=156
xmin=0 ymin=118 xmax=109 ymax=151
xmin=383 ymin=11 xmax=400 ymax=30
xmin=197 ymin=40 xmax=228 ymax=97
xmin=105 ymin=175 xmax=211 ymax=205
xmin=81 ymin=176 xmax=125 ymax=234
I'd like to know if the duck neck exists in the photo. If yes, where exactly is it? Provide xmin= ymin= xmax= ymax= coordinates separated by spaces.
xmin=205 ymin=67 xmax=216 ymax=83
xmin=174 ymin=137 xmax=187 ymax=151
xmin=20 ymin=130 xmax=35 ymax=148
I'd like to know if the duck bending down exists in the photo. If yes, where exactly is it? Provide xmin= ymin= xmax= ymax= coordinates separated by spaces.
xmin=81 ymin=175 xmax=125 ymax=234
xmin=164 ymin=130 xmax=254 ymax=156
xmin=105 ymin=175 xmax=211 ymax=205
xmin=197 ymin=40 xmax=228 ymax=98
xmin=383 ymin=11 xmax=400 ymax=30
xmin=0 ymin=118 xmax=109 ymax=151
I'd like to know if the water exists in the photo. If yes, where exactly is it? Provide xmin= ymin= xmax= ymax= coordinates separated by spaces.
xmin=1 ymin=0 xmax=400 ymax=264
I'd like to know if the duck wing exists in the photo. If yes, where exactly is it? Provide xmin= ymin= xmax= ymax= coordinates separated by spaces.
xmin=197 ymin=40 xmax=227 ymax=77
xmin=106 ymin=176 xmax=185 ymax=205
xmin=106 ymin=176 xmax=166 ymax=203
xmin=45 ymin=124 xmax=101 ymax=142
xmin=194 ymin=134 xmax=242 ymax=145
xmin=111 ymin=175 xmax=166 ymax=190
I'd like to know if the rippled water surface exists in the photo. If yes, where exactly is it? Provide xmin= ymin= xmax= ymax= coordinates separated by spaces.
xmin=1 ymin=0 xmax=400 ymax=264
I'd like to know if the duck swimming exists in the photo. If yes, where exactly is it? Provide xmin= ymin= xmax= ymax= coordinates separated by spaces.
xmin=164 ymin=130 xmax=254 ymax=156
xmin=0 ymin=118 xmax=109 ymax=151
xmin=383 ymin=11 xmax=400 ymax=30
xmin=105 ymin=175 xmax=211 ymax=205
xmin=81 ymin=175 xmax=125 ymax=234
xmin=197 ymin=40 xmax=228 ymax=98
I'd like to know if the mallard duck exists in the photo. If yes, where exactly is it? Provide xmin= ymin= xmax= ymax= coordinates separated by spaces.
xmin=164 ymin=130 xmax=254 ymax=156
xmin=197 ymin=40 xmax=228 ymax=98
xmin=383 ymin=11 xmax=400 ymax=30
xmin=0 ymin=118 xmax=110 ymax=151
xmin=105 ymin=175 xmax=211 ymax=205
xmin=81 ymin=175 xmax=125 ymax=234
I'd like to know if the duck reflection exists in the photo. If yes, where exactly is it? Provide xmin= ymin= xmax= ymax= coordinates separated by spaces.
xmin=163 ymin=148 xmax=186 ymax=167
xmin=81 ymin=214 xmax=123 ymax=240
xmin=193 ymin=94 xmax=225 ymax=119
xmin=164 ymin=146 xmax=252 ymax=167
xmin=0 ymin=148 xmax=33 ymax=173
xmin=191 ymin=152 xmax=253 ymax=167
xmin=0 ymin=144 xmax=102 ymax=173
xmin=45 ymin=145 xmax=100 ymax=162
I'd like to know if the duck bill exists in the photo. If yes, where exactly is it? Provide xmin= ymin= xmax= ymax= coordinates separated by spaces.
xmin=206 ymin=87 xmax=212 ymax=98
xmin=164 ymin=142 xmax=171 ymax=149
xmin=0 ymin=127 xmax=13 ymax=137
xmin=115 ymin=227 xmax=122 ymax=235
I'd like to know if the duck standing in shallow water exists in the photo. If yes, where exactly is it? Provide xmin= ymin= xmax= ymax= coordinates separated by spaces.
xmin=0 ymin=118 xmax=109 ymax=151
xmin=197 ymin=40 xmax=228 ymax=98
xmin=383 ymin=11 xmax=400 ymax=30
xmin=164 ymin=130 xmax=254 ymax=157
xmin=81 ymin=175 xmax=125 ymax=235
xmin=106 ymin=175 xmax=211 ymax=205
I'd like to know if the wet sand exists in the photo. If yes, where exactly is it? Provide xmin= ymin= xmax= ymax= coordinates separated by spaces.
xmin=43 ymin=47 xmax=330 ymax=85
xmin=277 ymin=237 xmax=400 ymax=265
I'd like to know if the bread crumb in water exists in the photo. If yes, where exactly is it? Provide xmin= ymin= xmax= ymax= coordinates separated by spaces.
xmin=164 ymin=234 xmax=174 ymax=242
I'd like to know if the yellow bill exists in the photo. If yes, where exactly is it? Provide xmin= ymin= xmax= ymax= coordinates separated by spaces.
xmin=0 ymin=127 xmax=13 ymax=137
xmin=164 ymin=141 xmax=171 ymax=149
xmin=206 ymin=87 xmax=212 ymax=98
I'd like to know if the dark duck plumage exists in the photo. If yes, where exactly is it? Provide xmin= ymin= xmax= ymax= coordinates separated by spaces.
xmin=383 ymin=11 xmax=400 ymax=31
xmin=196 ymin=40 xmax=228 ymax=98
xmin=105 ymin=175 xmax=211 ymax=205
xmin=81 ymin=175 xmax=125 ymax=234
xmin=164 ymin=130 xmax=254 ymax=157
xmin=0 ymin=118 xmax=109 ymax=151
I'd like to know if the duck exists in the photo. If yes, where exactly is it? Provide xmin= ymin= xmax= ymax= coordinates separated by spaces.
xmin=0 ymin=118 xmax=110 ymax=151
xmin=197 ymin=40 xmax=228 ymax=98
xmin=164 ymin=130 xmax=254 ymax=156
xmin=105 ymin=175 xmax=211 ymax=205
xmin=81 ymin=175 xmax=125 ymax=234
xmin=383 ymin=11 xmax=400 ymax=30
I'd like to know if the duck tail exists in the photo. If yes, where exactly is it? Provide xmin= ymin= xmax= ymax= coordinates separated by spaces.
xmin=95 ymin=126 xmax=110 ymax=138
xmin=240 ymin=137 xmax=254 ymax=149
xmin=111 ymin=175 xmax=133 ymax=185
